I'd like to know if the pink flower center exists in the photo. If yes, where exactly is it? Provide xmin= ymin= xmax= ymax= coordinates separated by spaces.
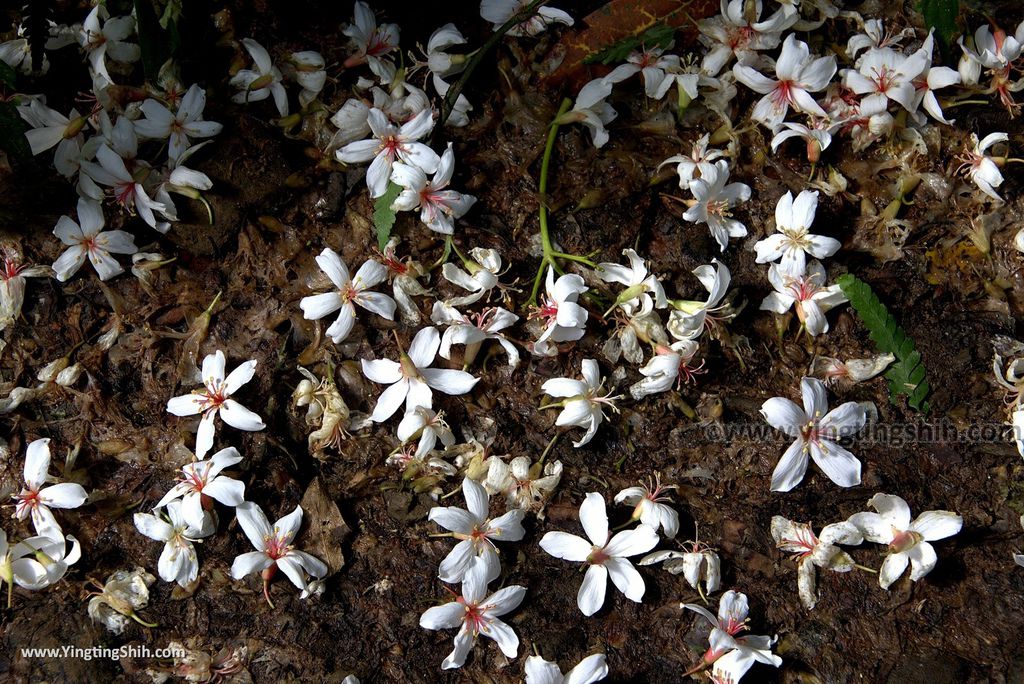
xmin=888 ymin=528 xmax=922 ymax=554
xmin=529 ymin=297 xmax=559 ymax=325
xmin=14 ymin=488 xmax=40 ymax=517
xmin=263 ymin=533 xmax=292 ymax=561
xmin=587 ymin=546 xmax=610 ymax=565
xmin=2 ymin=258 xmax=23 ymax=280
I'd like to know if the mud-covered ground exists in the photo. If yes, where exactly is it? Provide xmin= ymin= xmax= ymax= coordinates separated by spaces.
xmin=3 ymin=1 xmax=1024 ymax=682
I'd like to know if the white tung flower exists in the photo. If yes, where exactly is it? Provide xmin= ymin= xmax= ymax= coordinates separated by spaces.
xmin=441 ymin=247 xmax=503 ymax=307
xmin=397 ymin=406 xmax=456 ymax=457
xmin=134 ymin=84 xmax=223 ymax=162
xmin=52 ymin=197 xmax=138 ymax=282
xmin=659 ymin=133 xmax=725 ymax=191
xmin=614 ymin=475 xmax=678 ymax=538
xmin=557 ymin=78 xmax=618 ymax=148
xmin=480 ymin=0 xmax=574 ymax=37
xmin=630 ymin=340 xmax=702 ymax=399
xmin=754 ymin=190 xmax=839 ymax=276
xmin=603 ymin=47 xmax=681 ymax=98
xmin=524 ymin=653 xmax=608 ymax=684
xmin=299 ymin=248 xmax=396 ymax=343
xmin=428 ymin=476 xmax=526 ymax=583
xmin=12 ymin=438 xmax=88 ymax=538
xmin=667 ymin=259 xmax=732 ymax=341
xmin=683 ymin=160 xmax=750 ymax=252
xmin=848 ymin=493 xmax=962 ymax=590
xmin=337 ymin=108 xmax=440 ymax=199
xmin=431 ymin=302 xmax=520 ymax=369
xmin=841 ymin=46 xmax=929 ymax=113
xmin=134 ymin=500 xmax=215 ymax=587
xmin=957 ymin=132 xmax=1007 ymax=201
xmin=598 ymin=248 xmax=667 ymax=316
xmin=361 ymin=326 xmax=479 ymax=422
xmin=732 ymin=34 xmax=835 ymax=128
xmin=419 ymin=561 xmax=527 ymax=669
xmin=80 ymin=144 xmax=170 ymax=232
xmin=166 ymin=350 xmax=266 ymax=459
xmin=530 ymin=268 xmax=589 ymax=357
xmin=760 ymin=377 xmax=866 ymax=492
xmin=155 ymin=446 xmax=246 ymax=530
xmin=640 ymin=540 xmax=721 ymax=595
xmin=760 ymin=260 xmax=847 ymax=337
xmin=770 ymin=515 xmax=863 ymax=609
xmin=485 ymin=456 xmax=563 ymax=515
xmin=391 ymin=144 xmax=477 ymax=235
xmin=0 ymin=529 xmax=81 ymax=596
xmin=541 ymin=359 xmax=619 ymax=448
xmin=682 ymin=590 xmax=782 ymax=681
xmin=230 ymin=38 xmax=288 ymax=116
xmin=343 ymin=1 xmax=400 ymax=84
xmin=231 ymin=502 xmax=328 ymax=603
xmin=697 ymin=0 xmax=796 ymax=76
xmin=79 ymin=6 xmax=139 ymax=85
xmin=540 ymin=493 xmax=659 ymax=616
xmin=0 ymin=252 xmax=48 ymax=330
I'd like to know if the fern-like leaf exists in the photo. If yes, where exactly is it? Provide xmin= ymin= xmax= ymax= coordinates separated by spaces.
xmin=372 ymin=181 xmax=402 ymax=251
xmin=837 ymin=274 xmax=931 ymax=412
xmin=583 ymin=23 xmax=676 ymax=65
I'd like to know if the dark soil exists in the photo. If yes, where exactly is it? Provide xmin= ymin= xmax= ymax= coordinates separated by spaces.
xmin=3 ymin=1 xmax=1024 ymax=683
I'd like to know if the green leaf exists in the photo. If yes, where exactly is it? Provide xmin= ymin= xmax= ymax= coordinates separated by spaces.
xmin=583 ymin=23 xmax=676 ymax=65
xmin=0 ymin=61 xmax=16 ymax=89
xmin=837 ymin=274 xmax=931 ymax=413
xmin=918 ymin=0 xmax=960 ymax=58
xmin=373 ymin=181 xmax=403 ymax=251
xmin=134 ymin=0 xmax=169 ymax=82
xmin=0 ymin=102 xmax=30 ymax=161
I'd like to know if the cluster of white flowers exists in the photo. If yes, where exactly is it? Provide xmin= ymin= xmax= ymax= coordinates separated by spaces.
xmin=133 ymin=351 xmax=326 ymax=601
xmin=1 ymin=5 xmax=222 ymax=294
xmin=772 ymin=493 xmax=962 ymax=608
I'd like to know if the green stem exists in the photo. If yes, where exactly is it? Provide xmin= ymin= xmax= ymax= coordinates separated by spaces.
xmin=529 ymin=97 xmax=574 ymax=305
xmin=437 ymin=0 xmax=547 ymax=130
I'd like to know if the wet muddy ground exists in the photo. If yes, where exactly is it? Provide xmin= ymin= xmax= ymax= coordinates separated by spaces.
xmin=2 ymin=1 xmax=1024 ymax=682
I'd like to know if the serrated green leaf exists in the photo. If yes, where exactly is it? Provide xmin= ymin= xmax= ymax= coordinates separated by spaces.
xmin=839 ymin=274 xmax=931 ymax=413
xmin=583 ymin=23 xmax=675 ymax=65
xmin=373 ymin=181 xmax=402 ymax=251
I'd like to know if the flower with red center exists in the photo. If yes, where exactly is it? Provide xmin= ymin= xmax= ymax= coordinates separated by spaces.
xmin=630 ymin=339 xmax=704 ymax=399
xmin=230 ymin=502 xmax=328 ymax=607
xmin=391 ymin=143 xmax=477 ymax=235
xmin=529 ymin=268 xmax=588 ymax=357
xmin=419 ymin=561 xmax=527 ymax=670
xmin=842 ymin=46 xmax=929 ymax=113
xmin=615 ymin=474 xmax=680 ymax=538
xmin=682 ymin=590 xmax=782 ymax=680
xmin=601 ymin=46 xmax=681 ymax=97
xmin=300 ymin=247 xmax=396 ymax=344
xmin=733 ymin=34 xmax=835 ymax=128
xmin=0 ymin=250 xmax=48 ymax=330
xmin=848 ymin=493 xmax=962 ymax=590
xmin=51 ymin=197 xmax=137 ymax=283
xmin=431 ymin=301 xmax=520 ymax=369
xmin=668 ymin=259 xmax=734 ymax=341
xmin=427 ymin=477 xmax=525 ymax=583
xmin=696 ymin=0 xmax=796 ymax=77
xmin=760 ymin=377 xmax=867 ymax=492
xmin=78 ymin=5 xmax=139 ymax=85
xmin=166 ymin=350 xmax=266 ymax=459
xmin=80 ymin=144 xmax=170 ymax=231
xmin=760 ymin=260 xmax=847 ymax=337
xmin=155 ymin=447 xmax=246 ymax=531
xmin=771 ymin=516 xmax=863 ymax=609
xmin=539 ymin=492 xmax=659 ymax=616
xmin=337 ymin=108 xmax=439 ymax=198
xmin=12 ymin=438 xmax=88 ymax=538
xmin=342 ymin=1 xmax=400 ymax=84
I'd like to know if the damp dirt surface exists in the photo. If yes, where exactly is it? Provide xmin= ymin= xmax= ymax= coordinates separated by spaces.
xmin=3 ymin=1 xmax=1024 ymax=682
